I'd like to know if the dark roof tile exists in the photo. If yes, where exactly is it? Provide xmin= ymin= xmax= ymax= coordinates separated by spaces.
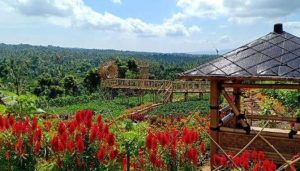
xmin=180 ymin=30 xmax=300 ymax=81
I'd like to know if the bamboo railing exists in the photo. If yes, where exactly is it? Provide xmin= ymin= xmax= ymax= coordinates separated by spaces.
xmin=101 ymin=79 xmax=210 ymax=93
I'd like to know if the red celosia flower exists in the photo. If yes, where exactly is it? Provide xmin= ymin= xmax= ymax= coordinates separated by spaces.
xmin=200 ymin=141 xmax=205 ymax=154
xmin=15 ymin=139 xmax=23 ymax=154
xmin=8 ymin=114 xmax=15 ymax=127
xmin=252 ymin=150 xmax=258 ymax=160
xmin=269 ymin=161 xmax=277 ymax=171
xmin=213 ymin=154 xmax=221 ymax=166
xmin=150 ymin=151 xmax=158 ymax=165
xmin=58 ymin=122 xmax=66 ymax=135
xmin=187 ymin=147 xmax=199 ymax=165
xmin=84 ymin=109 xmax=93 ymax=128
xmin=258 ymin=151 xmax=265 ymax=161
xmin=90 ymin=125 xmax=98 ymax=143
xmin=97 ymin=146 xmax=106 ymax=162
xmin=76 ymin=137 xmax=84 ymax=153
xmin=263 ymin=160 xmax=270 ymax=170
xmin=146 ymin=133 xmax=158 ymax=151
xmin=34 ymin=141 xmax=41 ymax=154
xmin=109 ymin=148 xmax=118 ymax=160
xmin=233 ymin=156 xmax=241 ymax=166
xmin=33 ymin=128 xmax=42 ymax=142
xmin=97 ymin=115 xmax=102 ymax=125
xmin=190 ymin=131 xmax=199 ymax=143
xmin=59 ymin=132 xmax=68 ymax=147
xmin=0 ymin=115 xmax=4 ymax=129
xmin=242 ymin=150 xmax=250 ymax=160
xmin=182 ymin=128 xmax=198 ymax=145
xmin=51 ymin=135 xmax=60 ymax=152
xmin=107 ymin=133 xmax=115 ymax=146
xmin=75 ymin=110 xmax=84 ymax=124
xmin=13 ymin=121 xmax=26 ymax=136
xmin=31 ymin=118 xmax=38 ymax=130
xmin=182 ymin=128 xmax=191 ymax=145
xmin=146 ymin=133 xmax=153 ymax=150
xmin=66 ymin=141 xmax=75 ymax=153
xmin=253 ymin=163 xmax=261 ymax=171
xmin=220 ymin=155 xmax=227 ymax=167
xmin=241 ymin=160 xmax=249 ymax=170
xmin=104 ymin=124 xmax=109 ymax=134
xmin=157 ymin=132 xmax=169 ymax=147
xmin=80 ymin=125 xmax=87 ymax=136
xmin=68 ymin=121 xmax=77 ymax=134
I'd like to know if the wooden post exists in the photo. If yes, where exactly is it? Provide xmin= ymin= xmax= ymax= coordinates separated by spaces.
xmin=184 ymin=92 xmax=188 ymax=101
xmin=169 ymin=92 xmax=173 ymax=102
xmin=233 ymin=81 xmax=242 ymax=127
xmin=210 ymin=80 xmax=221 ymax=166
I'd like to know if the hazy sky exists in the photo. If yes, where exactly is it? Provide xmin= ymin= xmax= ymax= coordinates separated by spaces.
xmin=1 ymin=0 xmax=300 ymax=53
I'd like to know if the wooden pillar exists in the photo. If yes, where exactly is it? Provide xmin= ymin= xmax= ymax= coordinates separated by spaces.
xmin=210 ymin=80 xmax=221 ymax=166
xmin=184 ymin=92 xmax=188 ymax=101
xmin=233 ymin=81 xmax=242 ymax=127
xmin=169 ymin=92 xmax=173 ymax=102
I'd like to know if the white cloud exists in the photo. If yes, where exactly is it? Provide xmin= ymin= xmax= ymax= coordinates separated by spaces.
xmin=175 ymin=0 xmax=300 ymax=23
xmin=111 ymin=0 xmax=121 ymax=4
xmin=285 ymin=21 xmax=300 ymax=35
xmin=1 ymin=0 xmax=200 ymax=37
xmin=218 ymin=35 xmax=231 ymax=44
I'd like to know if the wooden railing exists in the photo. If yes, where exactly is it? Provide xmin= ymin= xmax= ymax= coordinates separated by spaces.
xmin=101 ymin=79 xmax=210 ymax=93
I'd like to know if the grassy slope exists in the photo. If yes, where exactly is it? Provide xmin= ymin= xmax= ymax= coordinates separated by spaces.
xmin=149 ymin=94 xmax=210 ymax=116
xmin=48 ymin=94 xmax=160 ymax=116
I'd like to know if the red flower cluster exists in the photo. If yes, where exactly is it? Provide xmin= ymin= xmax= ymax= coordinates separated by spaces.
xmin=213 ymin=150 xmax=276 ymax=171
xmin=144 ymin=127 xmax=206 ymax=169
xmin=49 ymin=110 xmax=118 ymax=168
xmin=0 ymin=114 xmax=44 ymax=157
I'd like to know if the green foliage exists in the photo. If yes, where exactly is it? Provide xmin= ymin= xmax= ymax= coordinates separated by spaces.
xmin=6 ymin=94 xmax=37 ymax=118
xmin=0 ymin=104 xmax=6 ymax=114
xmin=46 ymin=93 xmax=102 ymax=107
xmin=116 ymin=120 xmax=148 ymax=158
xmin=62 ymin=75 xmax=79 ymax=95
xmin=127 ymin=58 xmax=138 ymax=73
xmin=261 ymin=89 xmax=299 ymax=112
xmin=296 ymin=109 xmax=300 ymax=117
xmin=47 ymin=94 xmax=154 ymax=116
xmin=83 ymin=68 xmax=101 ymax=93
xmin=149 ymin=95 xmax=210 ymax=117
xmin=162 ymin=67 xmax=185 ymax=80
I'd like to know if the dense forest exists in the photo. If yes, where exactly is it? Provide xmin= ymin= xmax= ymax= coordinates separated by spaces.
xmin=0 ymin=43 xmax=217 ymax=99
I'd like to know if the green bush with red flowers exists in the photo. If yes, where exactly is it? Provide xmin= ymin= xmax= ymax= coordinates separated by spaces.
xmin=0 ymin=109 xmax=278 ymax=171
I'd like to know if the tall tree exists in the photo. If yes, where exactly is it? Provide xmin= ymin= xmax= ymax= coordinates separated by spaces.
xmin=4 ymin=59 xmax=29 ymax=95
xmin=84 ymin=68 xmax=101 ymax=93
xmin=63 ymin=75 xmax=79 ymax=95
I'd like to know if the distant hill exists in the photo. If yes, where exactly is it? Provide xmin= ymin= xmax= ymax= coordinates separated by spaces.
xmin=0 ymin=43 xmax=218 ymax=72
xmin=0 ymin=43 xmax=219 ymax=82
xmin=188 ymin=49 xmax=232 ymax=55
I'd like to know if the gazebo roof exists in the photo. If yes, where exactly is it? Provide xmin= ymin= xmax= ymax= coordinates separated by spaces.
xmin=179 ymin=24 xmax=300 ymax=82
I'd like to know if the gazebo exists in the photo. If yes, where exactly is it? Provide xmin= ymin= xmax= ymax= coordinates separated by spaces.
xmin=179 ymin=24 xmax=300 ymax=167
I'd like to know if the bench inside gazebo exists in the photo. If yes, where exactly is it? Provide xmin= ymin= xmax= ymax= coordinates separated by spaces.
xmin=179 ymin=23 xmax=300 ymax=168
